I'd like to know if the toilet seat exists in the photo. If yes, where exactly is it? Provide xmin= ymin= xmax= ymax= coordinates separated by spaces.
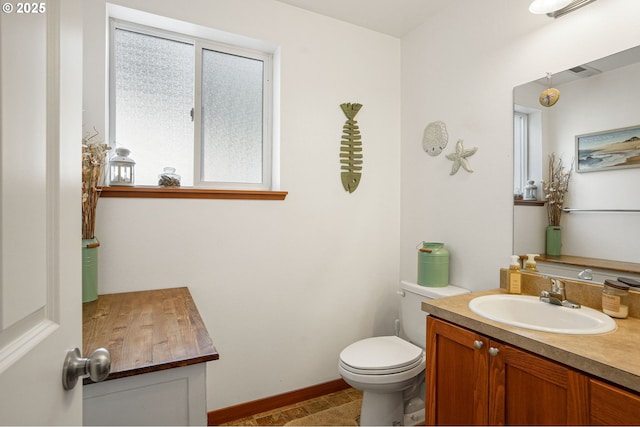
xmin=339 ymin=336 xmax=424 ymax=375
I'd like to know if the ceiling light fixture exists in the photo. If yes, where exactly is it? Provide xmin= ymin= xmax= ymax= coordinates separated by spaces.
xmin=529 ymin=0 xmax=597 ymax=18
xmin=529 ymin=0 xmax=573 ymax=14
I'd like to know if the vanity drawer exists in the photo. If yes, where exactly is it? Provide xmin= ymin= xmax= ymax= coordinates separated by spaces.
xmin=590 ymin=378 xmax=640 ymax=425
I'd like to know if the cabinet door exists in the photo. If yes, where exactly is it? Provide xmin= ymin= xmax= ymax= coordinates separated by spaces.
xmin=426 ymin=317 xmax=489 ymax=425
xmin=489 ymin=341 xmax=589 ymax=425
xmin=83 ymin=364 xmax=207 ymax=426
xmin=590 ymin=379 xmax=640 ymax=425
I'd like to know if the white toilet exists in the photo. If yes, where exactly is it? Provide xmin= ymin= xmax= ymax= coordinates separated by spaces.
xmin=338 ymin=280 xmax=469 ymax=426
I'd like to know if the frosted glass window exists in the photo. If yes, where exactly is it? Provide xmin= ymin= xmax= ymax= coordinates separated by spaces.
xmin=114 ymin=28 xmax=195 ymax=186
xmin=201 ymin=49 xmax=264 ymax=184
xmin=110 ymin=21 xmax=273 ymax=190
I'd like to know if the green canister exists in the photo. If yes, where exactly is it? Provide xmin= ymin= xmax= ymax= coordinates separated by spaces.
xmin=417 ymin=242 xmax=449 ymax=287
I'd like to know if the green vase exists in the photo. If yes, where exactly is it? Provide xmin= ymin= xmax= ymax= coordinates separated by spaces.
xmin=545 ymin=226 xmax=562 ymax=256
xmin=82 ymin=238 xmax=99 ymax=303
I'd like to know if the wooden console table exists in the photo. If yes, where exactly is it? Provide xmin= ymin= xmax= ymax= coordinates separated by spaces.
xmin=82 ymin=287 xmax=219 ymax=426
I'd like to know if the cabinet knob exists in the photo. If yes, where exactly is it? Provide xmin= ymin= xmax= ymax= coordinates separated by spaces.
xmin=489 ymin=347 xmax=499 ymax=357
xmin=473 ymin=340 xmax=484 ymax=349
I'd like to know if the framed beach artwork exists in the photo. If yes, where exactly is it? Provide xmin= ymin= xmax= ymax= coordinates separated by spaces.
xmin=576 ymin=125 xmax=640 ymax=172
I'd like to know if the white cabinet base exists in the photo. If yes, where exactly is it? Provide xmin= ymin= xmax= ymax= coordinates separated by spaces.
xmin=83 ymin=364 xmax=207 ymax=426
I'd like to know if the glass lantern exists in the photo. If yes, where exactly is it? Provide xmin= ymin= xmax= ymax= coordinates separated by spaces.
xmin=109 ymin=147 xmax=135 ymax=186
xmin=524 ymin=179 xmax=538 ymax=200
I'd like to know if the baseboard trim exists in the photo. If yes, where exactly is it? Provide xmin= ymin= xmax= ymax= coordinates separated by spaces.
xmin=207 ymin=378 xmax=350 ymax=425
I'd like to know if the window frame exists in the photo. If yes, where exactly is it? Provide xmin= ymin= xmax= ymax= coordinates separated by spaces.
xmin=513 ymin=109 xmax=529 ymax=196
xmin=108 ymin=19 xmax=274 ymax=191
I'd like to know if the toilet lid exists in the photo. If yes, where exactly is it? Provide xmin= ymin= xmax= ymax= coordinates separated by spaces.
xmin=339 ymin=336 xmax=424 ymax=374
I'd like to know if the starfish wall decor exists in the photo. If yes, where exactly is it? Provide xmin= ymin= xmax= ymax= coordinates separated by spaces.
xmin=445 ymin=139 xmax=478 ymax=175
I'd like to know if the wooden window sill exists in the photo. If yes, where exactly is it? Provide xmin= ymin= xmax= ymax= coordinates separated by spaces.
xmin=514 ymin=199 xmax=545 ymax=207
xmin=99 ymin=186 xmax=288 ymax=200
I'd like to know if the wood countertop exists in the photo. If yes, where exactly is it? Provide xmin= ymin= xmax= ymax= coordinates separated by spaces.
xmin=423 ymin=288 xmax=640 ymax=393
xmin=82 ymin=287 xmax=219 ymax=385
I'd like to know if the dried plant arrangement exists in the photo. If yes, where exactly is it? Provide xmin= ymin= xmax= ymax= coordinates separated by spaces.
xmin=542 ymin=153 xmax=573 ymax=226
xmin=82 ymin=129 xmax=110 ymax=240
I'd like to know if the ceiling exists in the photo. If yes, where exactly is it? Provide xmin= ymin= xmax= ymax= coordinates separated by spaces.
xmin=273 ymin=0 xmax=450 ymax=38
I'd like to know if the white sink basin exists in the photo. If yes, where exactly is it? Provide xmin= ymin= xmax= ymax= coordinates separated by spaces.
xmin=468 ymin=294 xmax=617 ymax=335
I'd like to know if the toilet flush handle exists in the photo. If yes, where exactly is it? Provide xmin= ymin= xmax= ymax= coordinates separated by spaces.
xmin=397 ymin=290 xmax=405 ymax=297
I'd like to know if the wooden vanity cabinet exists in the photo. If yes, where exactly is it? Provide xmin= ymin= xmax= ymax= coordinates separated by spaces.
xmin=488 ymin=340 xmax=589 ymax=425
xmin=590 ymin=379 xmax=640 ymax=425
xmin=425 ymin=316 xmax=489 ymax=425
xmin=426 ymin=317 xmax=590 ymax=425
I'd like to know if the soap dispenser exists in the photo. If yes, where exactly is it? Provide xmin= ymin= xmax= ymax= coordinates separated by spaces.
xmin=508 ymin=255 xmax=522 ymax=294
xmin=524 ymin=254 xmax=539 ymax=272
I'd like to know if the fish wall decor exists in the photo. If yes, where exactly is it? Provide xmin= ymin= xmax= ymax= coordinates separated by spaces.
xmin=339 ymin=103 xmax=363 ymax=193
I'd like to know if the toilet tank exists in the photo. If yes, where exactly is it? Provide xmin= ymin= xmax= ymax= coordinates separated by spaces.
xmin=399 ymin=280 xmax=470 ymax=348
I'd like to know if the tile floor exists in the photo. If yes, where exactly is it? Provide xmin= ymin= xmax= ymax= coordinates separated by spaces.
xmin=218 ymin=387 xmax=363 ymax=426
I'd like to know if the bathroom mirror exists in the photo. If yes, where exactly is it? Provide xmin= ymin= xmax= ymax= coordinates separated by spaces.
xmin=513 ymin=45 xmax=640 ymax=267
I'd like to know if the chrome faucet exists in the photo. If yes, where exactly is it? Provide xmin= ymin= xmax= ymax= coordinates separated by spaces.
xmin=540 ymin=278 xmax=581 ymax=308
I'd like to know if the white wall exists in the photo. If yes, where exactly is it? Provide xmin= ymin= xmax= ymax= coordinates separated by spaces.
xmin=84 ymin=0 xmax=401 ymax=411
xmin=401 ymin=0 xmax=640 ymax=288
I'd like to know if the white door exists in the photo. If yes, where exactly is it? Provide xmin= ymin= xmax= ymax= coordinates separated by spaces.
xmin=0 ymin=0 xmax=84 ymax=424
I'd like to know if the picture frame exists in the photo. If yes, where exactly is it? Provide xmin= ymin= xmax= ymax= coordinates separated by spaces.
xmin=576 ymin=125 xmax=640 ymax=172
